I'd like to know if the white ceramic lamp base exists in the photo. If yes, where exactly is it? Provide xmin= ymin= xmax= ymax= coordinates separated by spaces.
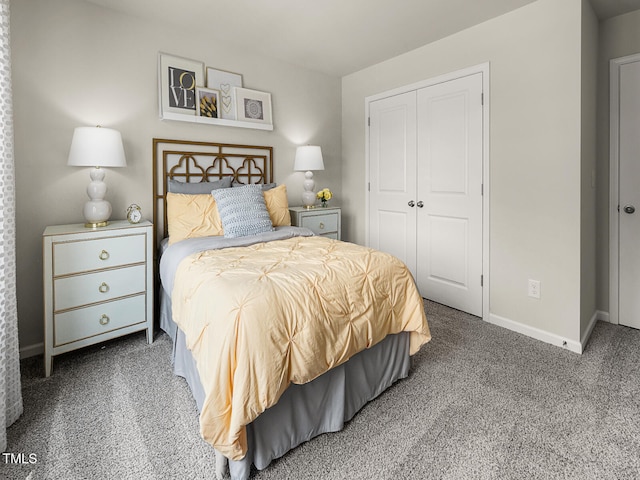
xmin=83 ymin=167 xmax=112 ymax=228
xmin=301 ymin=171 xmax=316 ymax=208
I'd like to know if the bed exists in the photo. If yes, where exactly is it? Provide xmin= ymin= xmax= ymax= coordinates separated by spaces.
xmin=153 ymin=139 xmax=431 ymax=479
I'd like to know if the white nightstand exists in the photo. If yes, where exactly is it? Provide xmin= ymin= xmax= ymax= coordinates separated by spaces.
xmin=289 ymin=206 xmax=341 ymax=240
xmin=42 ymin=220 xmax=154 ymax=376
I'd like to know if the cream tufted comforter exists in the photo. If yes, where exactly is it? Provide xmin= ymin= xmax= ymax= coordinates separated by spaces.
xmin=171 ymin=234 xmax=431 ymax=460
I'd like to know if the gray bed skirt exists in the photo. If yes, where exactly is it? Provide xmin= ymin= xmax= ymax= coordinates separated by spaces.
xmin=160 ymin=289 xmax=411 ymax=480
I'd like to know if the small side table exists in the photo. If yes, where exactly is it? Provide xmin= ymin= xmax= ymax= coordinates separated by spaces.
xmin=42 ymin=220 xmax=154 ymax=376
xmin=289 ymin=206 xmax=341 ymax=240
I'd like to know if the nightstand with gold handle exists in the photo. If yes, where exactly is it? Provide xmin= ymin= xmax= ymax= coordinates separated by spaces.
xmin=43 ymin=220 xmax=154 ymax=376
xmin=289 ymin=206 xmax=341 ymax=240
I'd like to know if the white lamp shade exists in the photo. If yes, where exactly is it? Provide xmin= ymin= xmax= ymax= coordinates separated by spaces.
xmin=67 ymin=126 xmax=126 ymax=227
xmin=67 ymin=126 xmax=127 ymax=167
xmin=294 ymin=145 xmax=324 ymax=171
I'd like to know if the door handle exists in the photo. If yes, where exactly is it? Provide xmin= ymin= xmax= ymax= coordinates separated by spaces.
xmin=624 ymin=205 xmax=636 ymax=214
xmin=417 ymin=201 xmax=424 ymax=208
xmin=408 ymin=200 xmax=415 ymax=207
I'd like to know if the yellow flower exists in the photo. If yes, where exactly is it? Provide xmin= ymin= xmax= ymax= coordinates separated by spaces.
xmin=316 ymin=188 xmax=333 ymax=201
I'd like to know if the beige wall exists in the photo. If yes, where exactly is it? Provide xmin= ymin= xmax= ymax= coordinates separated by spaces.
xmin=596 ymin=8 xmax=640 ymax=314
xmin=342 ymin=0 xmax=584 ymax=343
xmin=11 ymin=0 xmax=342 ymax=352
xmin=580 ymin=0 xmax=598 ymax=338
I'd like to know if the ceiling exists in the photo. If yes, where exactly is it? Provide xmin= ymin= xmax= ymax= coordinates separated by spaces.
xmin=85 ymin=0 xmax=640 ymax=77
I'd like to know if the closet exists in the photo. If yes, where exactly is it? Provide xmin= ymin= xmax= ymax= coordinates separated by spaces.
xmin=367 ymin=71 xmax=484 ymax=317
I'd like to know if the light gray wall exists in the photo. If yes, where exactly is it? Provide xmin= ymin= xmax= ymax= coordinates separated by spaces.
xmin=342 ymin=0 xmax=584 ymax=342
xmin=11 ymin=0 xmax=342 ymax=353
xmin=580 ymin=0 xmax=598 ymax=338
xmin=596 ymin=8 xmax=640 ymax=315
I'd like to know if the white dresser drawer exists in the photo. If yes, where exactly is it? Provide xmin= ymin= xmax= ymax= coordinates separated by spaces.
xmin=301 ymin=213 xmax=339 ymax=235
xmin=54 ymin=295 xmax=146 ymax=346
xmin=53 ymin=234 xmax=146 ymax=276
xmin=54 ymin=264 xmax=146 ymax=311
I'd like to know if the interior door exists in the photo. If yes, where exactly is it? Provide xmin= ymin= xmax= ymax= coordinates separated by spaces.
xmin=618 ymin=58 xmax=640 ymax=330
xmin=368 ymin=91 xmax=417 ymax=276
xmin=416 ymin=73 xmax=483 ymax=316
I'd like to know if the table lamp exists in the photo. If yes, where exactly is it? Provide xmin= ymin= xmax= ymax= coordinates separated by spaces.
xmin=294 ymin=145 xmax=324 ymax=208
xmin=67 ymin=126 xmax=127 ymax=228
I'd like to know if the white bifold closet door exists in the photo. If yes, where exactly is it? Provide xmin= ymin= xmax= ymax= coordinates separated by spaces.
xmin=369 ymin=73 xmax=483 ymax=317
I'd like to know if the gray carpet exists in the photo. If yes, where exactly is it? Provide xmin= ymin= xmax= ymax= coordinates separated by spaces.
xmin=4 ymin=300 xmax=640 ymax=480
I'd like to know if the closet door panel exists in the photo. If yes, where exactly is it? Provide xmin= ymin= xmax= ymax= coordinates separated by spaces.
xmin=368 ymin=91 xmax=417 ymax=276
xmin=428 ymin=215 xmax=468 ymax=287
xmin=428 ymin=93 xmax=468 ymax=195
xmin=417 ymin=73 xmax=483 ymax=316
xmin=375 ymin=210 xmax=413 ymax=266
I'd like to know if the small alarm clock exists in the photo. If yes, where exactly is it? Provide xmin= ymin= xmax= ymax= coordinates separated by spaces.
xmin=126 ymin=204 xmax=142 ymax=224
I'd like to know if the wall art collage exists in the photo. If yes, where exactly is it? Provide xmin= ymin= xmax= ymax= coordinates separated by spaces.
xmin=158 ymin=52 xmax=272 ymax=127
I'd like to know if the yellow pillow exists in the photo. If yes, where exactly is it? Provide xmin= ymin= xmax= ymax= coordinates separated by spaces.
xmin=263 ymin=184 xmax=291 ymax=226
xmin=166 ymin=193 xmax=223 ymax=245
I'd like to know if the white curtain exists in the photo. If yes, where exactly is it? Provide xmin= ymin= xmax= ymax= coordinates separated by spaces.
xmin=0 ymin=0 xmax=22 ymax=453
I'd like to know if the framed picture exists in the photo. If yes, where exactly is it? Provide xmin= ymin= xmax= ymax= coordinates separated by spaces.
xmin=206 ymin=67 xmax=243 ymax=120
xmin=158 ymin=53 xmax=205 ymax=116
xmin=235 ymin=87 xmax=272 ymax=126
xmin=196 ymin=87 xmax=220 ymax=118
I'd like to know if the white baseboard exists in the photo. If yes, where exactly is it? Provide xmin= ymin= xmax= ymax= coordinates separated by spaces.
xmin=580 ymin=310 xmax=599 ymax=352
xmin=487 ymin=313 xmax=583 ymax=354
xmin=17 ymin=311 xmax=612 ymax=361
xmin=488 ymin=310 xmax=611 ymax=355
xmin=20 ymin=342 xmax=43 ymax=360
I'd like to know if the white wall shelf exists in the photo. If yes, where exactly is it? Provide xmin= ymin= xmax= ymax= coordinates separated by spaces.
xmin=161 ymin=112 xmax=273 ymax=131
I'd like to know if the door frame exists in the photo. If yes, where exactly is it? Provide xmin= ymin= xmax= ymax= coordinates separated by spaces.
xmin=364 ymin=62 xmax=490 ymax=321
xmin=609 ymin=53 xmax=640 ymax=326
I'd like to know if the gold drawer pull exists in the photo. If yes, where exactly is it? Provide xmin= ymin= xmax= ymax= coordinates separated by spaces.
xmin=99 ymin=250 xmax=110 ymax=261
xmin=319 ymin=222 xmax=325 ymax=230
xmin=98 ymin=282 xmax=110 ymax=293
xmin=99 ymin=314 xmax=110 ymax=326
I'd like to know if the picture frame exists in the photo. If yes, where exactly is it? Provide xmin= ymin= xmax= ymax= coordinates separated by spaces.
xmin=206 ymin=67 xmax=243 ymax=120
xmin=234 ymin=87 xmax=272 ymax=126
xmin=158 ymin=53 xmax=205 ymax=117
xmin=196 ymin=87 xmax=220 ymax=118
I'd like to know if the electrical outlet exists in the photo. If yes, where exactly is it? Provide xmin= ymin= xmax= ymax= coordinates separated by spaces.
xmin=528 ymin=279 xmax=541 ymax=299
